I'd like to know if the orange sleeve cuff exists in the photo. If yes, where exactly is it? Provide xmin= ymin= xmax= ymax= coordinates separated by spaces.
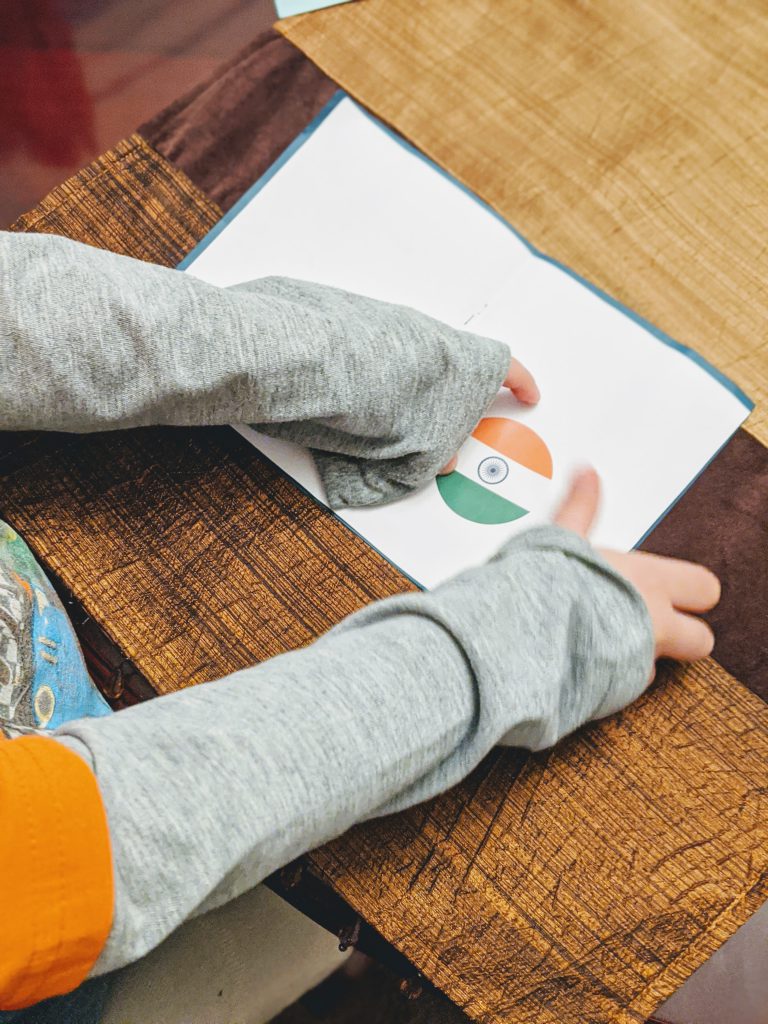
xmin=0 ymin=735 xmax=114 ymax=1011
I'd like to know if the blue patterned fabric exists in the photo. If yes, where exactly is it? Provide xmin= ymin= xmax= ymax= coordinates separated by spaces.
xmin=0 ymin=521 xmax=111 ymax=737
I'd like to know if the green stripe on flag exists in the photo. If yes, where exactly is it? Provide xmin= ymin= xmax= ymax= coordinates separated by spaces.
xmin=437 ymin=472 xmax=529 ymax=525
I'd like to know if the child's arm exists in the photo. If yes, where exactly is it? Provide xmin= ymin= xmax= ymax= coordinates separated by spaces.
xmin=0 ymin=472 xmax=719 ymax=1009
xmin=9 ymin=528 xmax=651 ymax=1000
xmin=0 ymin=231 xmax=532 ymax=507
xmin=0 ymin=234 xmax=719 ymax=1010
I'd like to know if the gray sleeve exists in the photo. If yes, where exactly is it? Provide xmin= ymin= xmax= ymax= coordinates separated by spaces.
xmin=53 ymin=526 xmax=653 ymax=976
xmin=0 ymin=231 xmax=509 ymax=508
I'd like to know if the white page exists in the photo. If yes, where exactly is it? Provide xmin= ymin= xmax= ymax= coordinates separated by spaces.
xmin=186 ymin=96 xmax=750 ymax=589
xmin=185 ymin=98 xmax=526 ymax=329
xmin=466 ymin=261 xmax=747 ymax=551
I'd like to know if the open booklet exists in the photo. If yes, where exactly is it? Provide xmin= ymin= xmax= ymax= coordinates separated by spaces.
xmin=181 ymin=95 xmax=751 ymax=589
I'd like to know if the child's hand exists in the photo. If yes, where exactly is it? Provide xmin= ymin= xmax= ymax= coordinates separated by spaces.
xmin=554 ymin=467 xmax=720 ymax=667
xmin=438 ymin=357 xmax=541 ymax=475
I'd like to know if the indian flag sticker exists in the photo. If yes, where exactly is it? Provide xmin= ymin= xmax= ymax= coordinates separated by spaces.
xmin=437 ymin=417 xmax=553 ymax=524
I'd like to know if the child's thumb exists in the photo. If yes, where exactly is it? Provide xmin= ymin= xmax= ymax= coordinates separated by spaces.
xmin=552 ymin=467 xmax=600 ymax=538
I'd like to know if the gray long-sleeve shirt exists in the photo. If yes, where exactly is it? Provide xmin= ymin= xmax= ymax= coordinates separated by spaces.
xmin=1 ymin=231 xmax=510 ymax=507
xmin=0 ymin=232 xmax=654 ymax=976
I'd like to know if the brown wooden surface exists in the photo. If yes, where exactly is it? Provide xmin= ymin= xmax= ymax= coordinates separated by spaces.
xmin=310 ymin=660 xmax=768 ymax=1024
xmin=3 ymin=17 xmax=767 ymax=1022
xmin=0 ymin=427 xmax=415 ymax=692
xmin=640 ymin=428 xmax=768 ymax=701
xmin=11 ymin=133 xmax=220 ymax=262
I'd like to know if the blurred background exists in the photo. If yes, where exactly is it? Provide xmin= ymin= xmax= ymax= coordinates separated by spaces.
xmin=0 ymin=0 xmax=276 ymax=226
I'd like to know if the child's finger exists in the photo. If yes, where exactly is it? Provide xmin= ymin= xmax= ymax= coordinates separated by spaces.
xmin=639 ymin=555 xmax=722 ymax=613
xmin=672 ymin=564 xmax=721 ymax=613
xmin=503 ymin=358 xmax=540 ymax=405
xmin=552 ymin=467 xmax=600 ymax=537
xmin=659 ymin=610 xmax=715 ymax=662
xmin=438 ymin=455 xmax=459 ymax=475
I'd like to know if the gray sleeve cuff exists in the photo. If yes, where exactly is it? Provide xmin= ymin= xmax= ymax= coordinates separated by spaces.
xmin=314 ymin=334 xmax=510 ymax=508
xmin=491 ymin=525 xmax=656 ymax=726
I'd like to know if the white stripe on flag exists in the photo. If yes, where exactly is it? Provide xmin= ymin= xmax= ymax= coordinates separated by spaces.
xmin=456 ymin=436 xmax=554 ymax=512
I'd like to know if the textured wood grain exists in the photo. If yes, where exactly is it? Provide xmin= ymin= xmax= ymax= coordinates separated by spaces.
xmin=281 ymin=0 xmax=768 ymax=446
xmin=310 ymin=659 xmax=768 ymax=1024
xmin=0 ymin=428 xmax=414 ymax=692
xmin=10 ymin=133 xmax=220 ymax=262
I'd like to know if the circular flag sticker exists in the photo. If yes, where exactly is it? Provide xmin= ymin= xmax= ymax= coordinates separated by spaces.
xmin=437 ymin=417 xmax=553 ymax=524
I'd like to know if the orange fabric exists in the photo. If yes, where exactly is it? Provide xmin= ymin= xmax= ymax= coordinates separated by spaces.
xmin=0 ymin=735 xmax=113 ymax=1010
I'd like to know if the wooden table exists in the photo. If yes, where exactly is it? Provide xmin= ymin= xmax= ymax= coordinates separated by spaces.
xmin=5 ymin=18 xmax=768 ymax=1024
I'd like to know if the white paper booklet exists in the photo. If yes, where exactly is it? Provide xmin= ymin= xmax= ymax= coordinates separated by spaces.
xmin=182 ymin=95 xmax=751 ymax=589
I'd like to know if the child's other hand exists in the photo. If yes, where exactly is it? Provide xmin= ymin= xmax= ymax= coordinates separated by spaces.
xmin=438 ymin=357 xmax=541 ymax=475
xmin=554 ymin=467 xmax=720 ymax=667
